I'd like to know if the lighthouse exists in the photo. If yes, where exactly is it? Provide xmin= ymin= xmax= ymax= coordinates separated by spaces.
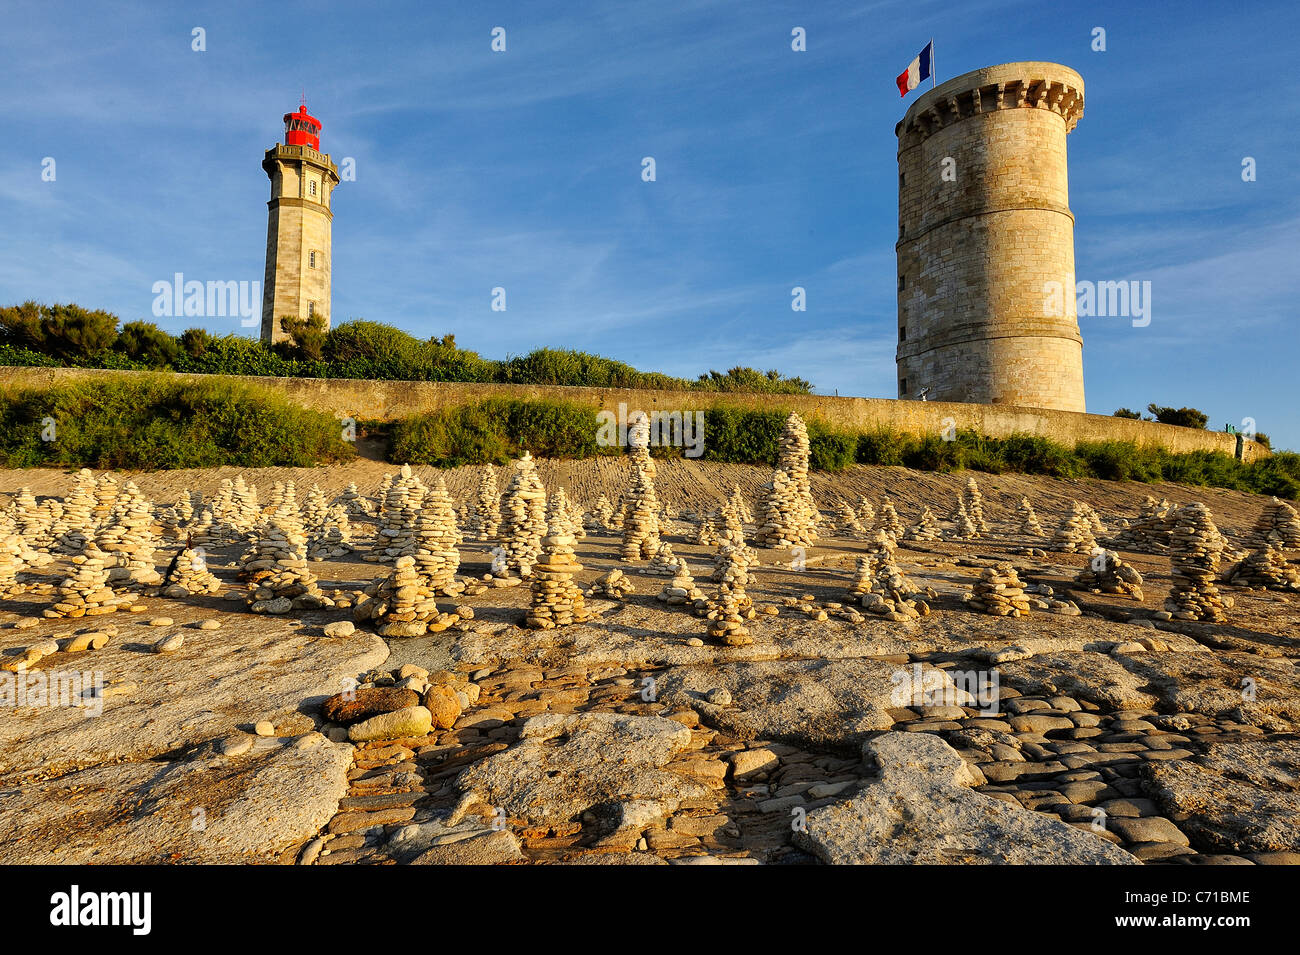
xmin=260 ymin=103 xmax=340 ymax=345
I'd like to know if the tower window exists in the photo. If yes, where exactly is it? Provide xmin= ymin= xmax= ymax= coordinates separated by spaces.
xmin=900 ymin=378 xmax=908 ymax=395
xmin=309 ymin=179 xmax=317 ymax=197
xmin=308 ymin=301 xmax=316 ymax=318
xmin=898 ymin=274 xmax=906 ymax=291
xmin=899 ymin=324 xmax=907 ymax=341
xmin=309 ymin=251 xmax=317 ymax=269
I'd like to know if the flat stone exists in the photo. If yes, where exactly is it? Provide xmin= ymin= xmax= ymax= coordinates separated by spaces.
xmin=348 ymin=705 xmax=433 ymax=743
xmin=321 ymin=687 xmax=419 ymax=725
xmin=794 ymin=733 xmax=1136 ymax=865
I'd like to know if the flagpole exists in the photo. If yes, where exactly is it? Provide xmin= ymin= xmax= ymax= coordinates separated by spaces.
xmin=931 ymin=38 xmax=936 ymax=87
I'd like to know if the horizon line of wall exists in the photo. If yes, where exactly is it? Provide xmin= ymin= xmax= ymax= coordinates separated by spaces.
xmin=0 ymin=365 xmax=1265 ymax=461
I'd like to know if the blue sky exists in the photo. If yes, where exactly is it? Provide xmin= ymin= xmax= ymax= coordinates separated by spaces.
xmin=2 ymin=0 xmax=1297 ymax=447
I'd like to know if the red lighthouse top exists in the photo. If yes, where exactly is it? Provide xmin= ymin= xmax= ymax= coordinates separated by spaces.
xmin=283 ymin=104 xmax=322 ymax=151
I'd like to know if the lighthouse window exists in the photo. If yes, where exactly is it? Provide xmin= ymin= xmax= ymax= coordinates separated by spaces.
xmin=309 ymin=179 xmax=317 ymax=197
xmin=309 ymin=251 xmax=317 ymax=268
xmin=308 ymin=301 xmax=316 ymax=318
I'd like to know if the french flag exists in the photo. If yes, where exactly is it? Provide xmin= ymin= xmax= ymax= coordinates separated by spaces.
xmin=896 ymin=41 xmax=933 ymax=97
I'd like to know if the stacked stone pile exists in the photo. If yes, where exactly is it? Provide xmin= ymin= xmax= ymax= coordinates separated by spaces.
xmin=95 ymin=481 xmax=161 ymax=585
xmin=472 ymin=466 xmax=501 ymax=538
xmin=855 ymin=498 xmax=876 ymax=531
xmin=1019 ymin=497 xmax=1045 ymax=537
xmin=834 ymin=501 xmax=864 ymax=536
xmin=949 ymin=499 xmax=978 ymax=540
xmin=1051 ymin=502 xmax=1099 ymax=553
xmin=585 ymin=495 xmax=615 ymax=532
xmin=301 ymin=485 xmax=329 ymax=531
xmin=963 ymin=562 xmax=1033 ymax=617
xmin=92 ymin=473 xmax=120 ymax=525
xmin=365 ymin=465 xmax=426 ymax=563
xmin=963 ymin=477 xmax=989 ymax=534
xmin=647 ymin=542 xmax=680 ymax=576
xmin=307 ymin=504 xmax=354 ymax=560
xmin=333 ymin=483 xmax=375 ymax=519
xmin=240 ymin=514 xmax=330 ymax=614
xmin=525 ymin=506 xmax=591 ymax=630
xmin=620 ymin=418 xmax=662 ymax=562
xmin=705 ymin=587 xmax=753 ymax=647
xmin=847 ymin=555 xmax=874 ymax=599
xmin=57 ymin=469 xmax=99 ymax=553
xmin=497 ymin=452 xmax=548 ymax=577
xmin=588 ymin=568 xmax=634 ymax=599
xmin=1247 ymin=497 xmax=1300 ymax=550
xmin=695 ymin=511 xmax=720 ymax=546
xmin=722 ymin=486 xmax=753 ymax=528
xmin=904 ymin=506 xmax=942 ymax=542
xmin=0 ymin=528 xmax=27 ymax=598
xmin=1074 ymin=549 xmax=1144 ymax=600
xmin=10 ymin=488 xmax=52 ymax=552
xmin=543 ymin=488 xmax=581 ymax=540
xmin=878 ymin=498 xmax=904 ymax=540
xmin=1080 ymin=502 xmax=1107 ymax=537
xmin=1110 ymin=497 xmax=1174 ymax=554
xmin=230 ymin=477 xmax=260 ymax=533
xmin=410 ymin=478 xmax=462 ymax=595
xmin=355 ymin=555 xmax=450 ymax=637
xmin=45 ymin=545 xmax=131 ymax=618
xmin=1228 ymin=544 xmax=1300 ymax=591
xmin=162 ymin=547 xmax=222 ymax=597
xmin=567 ymin=495 xmax=587 ymax=540
xmin=657 ymin=557 xmax=704 ymax=607
xmin=1164 ymin=503 xmax=1228 ymax=621
xmin=753 ymin=413 xmax=818 ymax=547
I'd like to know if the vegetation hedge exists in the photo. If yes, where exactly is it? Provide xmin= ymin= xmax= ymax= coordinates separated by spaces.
xmin=0 ymin=376 xmax=355 ymax=470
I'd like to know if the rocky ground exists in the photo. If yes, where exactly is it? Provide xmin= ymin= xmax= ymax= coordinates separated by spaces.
xmin=1 ymin=459 xmax=1297 ymax=865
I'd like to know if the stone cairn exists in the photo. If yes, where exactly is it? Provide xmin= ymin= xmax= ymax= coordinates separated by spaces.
xmin=366 ymin=465 xmax=426 ymax=563
xmin=1051 ymin=502 xmax=1099 ymax=553
xmin=963 ymin=477 xmax=990 ymax=534
xmin=1165 ymin=503 xmax=1228 ymax=621
xmin=647 ymin=541 xmax=680 ymax=576
xmin=525 ymin=499 xmax=592 ymax=630
xmin=705 ymin=586 xmax=752 ymax=647
xmin=948 ymin=498 xmax=977 ymax=540
xmin=544 ymin=487 xmax=581 ymax=540
xmin=847 ymin=555 xmax=874 ymax=600
xmin=695 ymin=511 xmax=720 ymax=546
xmin=1228 ymin=544 xmax=1300 ymax=591
xmin=1247 ymin=497 xmax=1300 ymax=550
xmin=878 ymin=498 xmax=904 ymax=540
xmin=723 ymin=485 xmax=753 ymax=528
xmin=411 ymin=477 xmax=463 ymax=595
xmin=307 ymin=504 xmax=354 ymax=561
xmin=241 ymin=511 xmax=330 ymax=614
xmin=963 ymin=562 xmax=1032 ymax=617
xmin=1019 ymin=497 xmax=1045 ymax=537
xmin=1074 ymin=549 xmax=1144 ymax=600
xmin=566 ymin=494 xmax=587 ymax=540
xmin=588 ymin=568 xmax=634 ymax=599
xmin=92 ymin=473 xmax=120 ymax=525
xmin=230 ymin=477 xmax=260 ymax=534
xmin=834 ymin=501 xmax=864 ymax=536
xmin=95 ymin=481 xmax=161 ymax=585
xmin=10 ymin=487 xmax=53 ymax=554
xmin=57 ymin=469 xmax=99 ymax=553
xmin=472 ymin=466 xmax=501 ymax=538
xmin=620 ymin=417 xmax=662 ymax=562
xmin=45 ymin=544 xmax=132 ymax=618
xmin=855 ymin=498 xmax=876 ymax=531
xmin=0 ymin=524 xmax=28 ymax=598
xmin=862 ymin=544 xmax=929 ymax=621
xmin=163 ymin=547 xmax=222 ymax=597
xmin=333 ymin=483 xmax=375 ymax=519
xmin=753 ymin=413 xmax=818 ymax=547
xmin=1110 ymin=497 xmax=1174 ymax=554
xmin=657 ymin=557 xmax=704 ymax=607
xmin=904 ymin=505 xmax=942 ymax=542
xmin=356 ymin=555 xmax=445 ymax=637
xmin=585 ymin=495 xmax=615 ymax=532
xmin=1080 ymin=502 xmax=1107 ymax=538
xmin=497 ymin=451 xmax=548 ymax=578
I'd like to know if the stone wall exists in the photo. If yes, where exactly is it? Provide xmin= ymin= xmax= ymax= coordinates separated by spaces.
xmin=896 ymin=62 xmax=1087 ymax=413
xmin=0 ymin=366 xmax=1264 ymax=461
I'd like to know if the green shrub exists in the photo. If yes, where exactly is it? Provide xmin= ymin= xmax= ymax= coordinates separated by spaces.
xmin=1147 ymin=404 xmax=1209 ymax=430
xmin=116 ymin=320 xmax=182 ymax=367
xmin=390 ymin=398 xmax=604 ymax=467
xmin=0 ymin=376 xmax=354 ymax=469
xmin=808 ymin=425 xmax=857 ymax=471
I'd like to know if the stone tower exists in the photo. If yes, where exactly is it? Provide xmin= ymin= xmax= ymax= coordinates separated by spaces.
xmin=895 ymin=62 xmax=1086 ymax=412
xmin=261 ymin=104 xmax=340 ymax=345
